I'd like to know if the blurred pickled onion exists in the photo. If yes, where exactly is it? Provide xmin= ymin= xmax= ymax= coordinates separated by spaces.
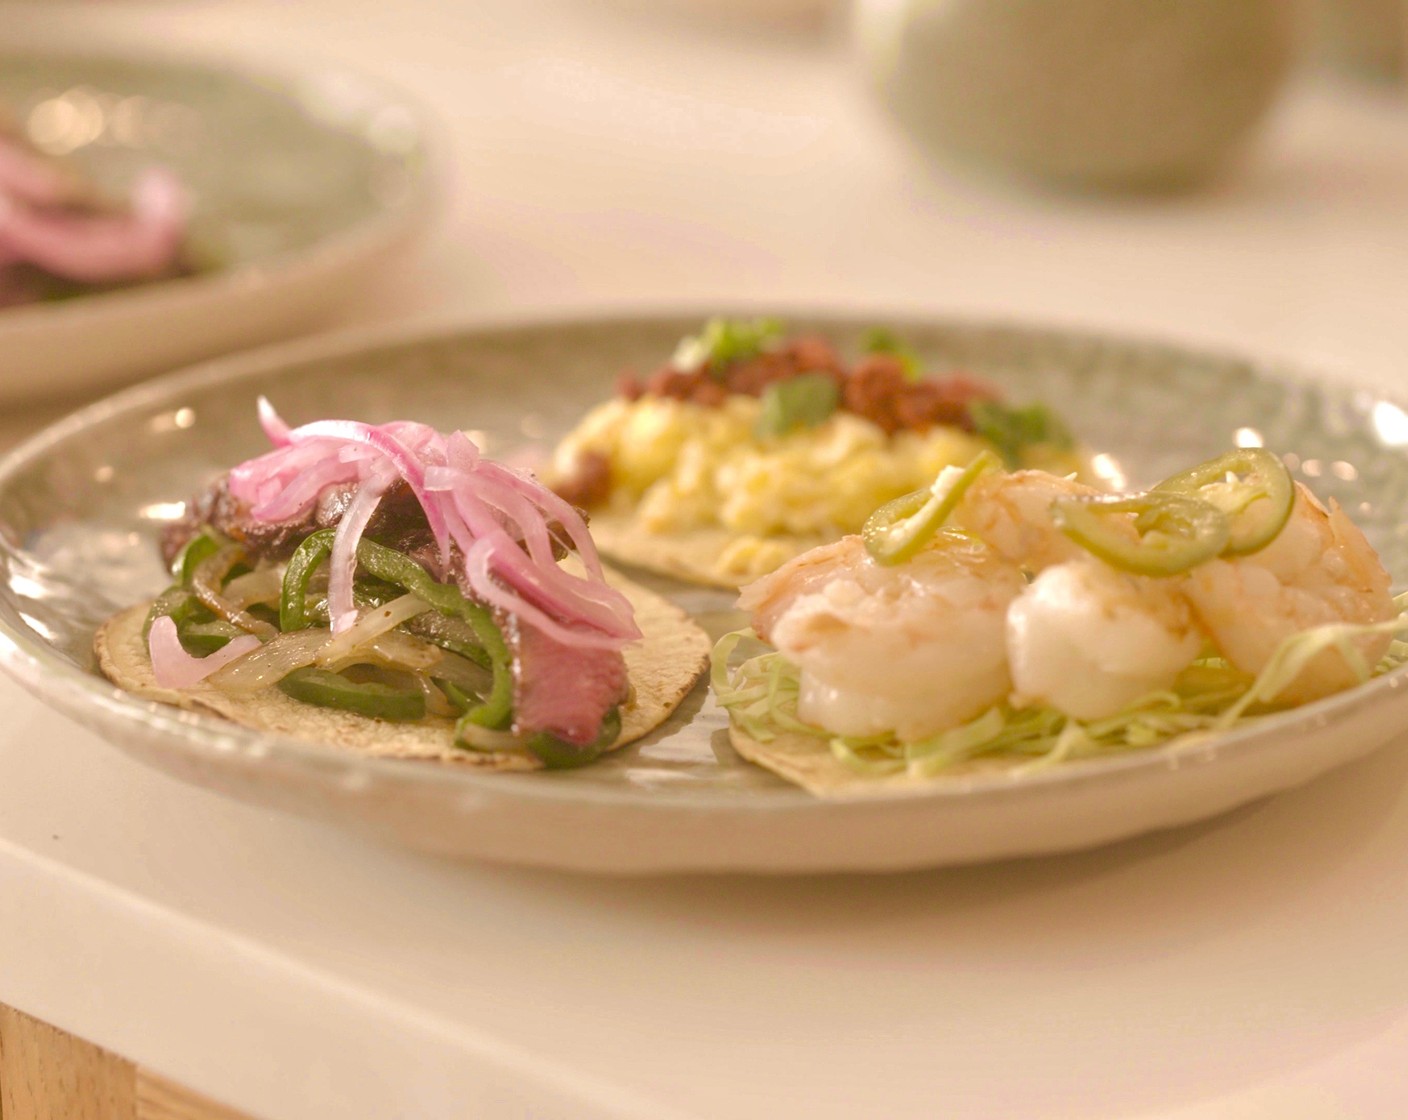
xmin=0 ymin=130 xmax=83 ymax=207
xmin=0 ymin=164 xmax=188 ymax=283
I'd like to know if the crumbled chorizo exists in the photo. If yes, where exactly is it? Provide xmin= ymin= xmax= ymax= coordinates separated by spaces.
xmin=615 ymin=372 xmax=644 ymax=401
xmin=844 ymin=355 xmax=909 ymax=434
xmin=628 ymin=337 xmax=1001 ymax=436
xmin=553 ymin=450 xmax=613 ymax=509
xmin=787 ymin=335 xmax=843 ymax=376
xmin=553 ymin=332 xmax=1007 ymax=506
xmin=690 ymin=379 xmax=728 ymax=407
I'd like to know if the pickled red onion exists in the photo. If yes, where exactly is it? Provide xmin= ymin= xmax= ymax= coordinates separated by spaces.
xmin=147 ymin=615 xmax=261 ymax=689
xmin=327 ymin=464 xmax=393 ymax=633
xmin=227 ymin=401 xmax=640 ymax=649
xmin=0 ymin=166 xmax=187 ymax=283
xmin=257 ymin=397 xmax=293 ymax=446
xmin=0 ymin=133 xmax=82 ymax=207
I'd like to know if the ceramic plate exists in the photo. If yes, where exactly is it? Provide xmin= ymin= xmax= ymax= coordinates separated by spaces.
xmin=3 ymin=313 xmax=1408 ymax=873
xmin=0 ymin=43 xmax=434 ymax=403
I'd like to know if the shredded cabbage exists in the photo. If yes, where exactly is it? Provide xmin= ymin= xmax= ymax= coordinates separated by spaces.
xmin=712 ymin=593 xmax=1408 ymax=779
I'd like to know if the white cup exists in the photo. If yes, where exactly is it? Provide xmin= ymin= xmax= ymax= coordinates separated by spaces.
xmin=854 ymin=0 xmax=1300 ymax=191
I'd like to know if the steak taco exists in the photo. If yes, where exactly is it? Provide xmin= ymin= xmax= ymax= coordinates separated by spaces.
xmin=96 ymin=401 xmax=710 ymax=770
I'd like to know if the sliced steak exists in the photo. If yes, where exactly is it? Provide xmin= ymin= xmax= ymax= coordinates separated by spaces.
xmin=161 ymin=475 xmax=444 ymax=575
xmin=163 ymin=474 xmax=574 ymax=581
xmin=506 ymin=616 xmax=628 ymax=746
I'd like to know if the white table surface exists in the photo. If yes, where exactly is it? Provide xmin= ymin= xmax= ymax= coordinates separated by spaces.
xmin=4 ymin=2 xmax=1408 ymax=1117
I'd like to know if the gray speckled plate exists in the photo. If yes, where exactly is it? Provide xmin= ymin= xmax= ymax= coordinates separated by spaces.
xmin=0 ymin=42 xmax=434 ymax=401
xmin=3 ymin=313 xmax=1408 ymax=873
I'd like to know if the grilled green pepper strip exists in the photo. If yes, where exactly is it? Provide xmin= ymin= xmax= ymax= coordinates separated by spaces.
xmin=526 ymin=706 xmax=622 ymax=770
xmin=442 ymin=691 xmax=618 ymax=764
xmin=405 ymin=612 xmax=492 ymax=671
xmin=1153 ymin=447 xmax=1293 ymax=556
xmin=440 ymin=668 xmax=515 ymax=735
xmin=190 ymin=543 xmax=273 ymax=638
xmin=171 ymin=528 xmax=228 ymax=585
xmin=177 ymin=619 xmax=245 ymax=656
xmin=458 ymin=663 xmax=514 ymax=730
xmin=280 ymin=531 xmax=460 ymax=635
xmin=355 ymin=539 xmax=483 ymax=625
xmin=354 ymin=540 xmax=512 ymax=727
xmin=143 ymin=587 xmax=211 ymax=639
xmin=278 ymin=666 xmax=426 ymax=722
xmin=863 ymin=450 xmax=1000 ymax=565
xmin=278 ymin=529 xmax=512 ymax=728
xmin=438 ymin=680 xmax=476 ymax=715
xmin=1051 ymin=492 xmax=1230 ymax=576
xmin=279 ymin=530 xmax=336 ymax=632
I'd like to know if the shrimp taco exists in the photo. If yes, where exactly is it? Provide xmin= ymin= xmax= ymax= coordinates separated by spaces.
xmin=713 ymin=448 xmax=1408 ymax=796
xmin=96 ymin=402 xmax=710 ymax=771
xmin=549 ymin=318 xmax=1082 ymax=588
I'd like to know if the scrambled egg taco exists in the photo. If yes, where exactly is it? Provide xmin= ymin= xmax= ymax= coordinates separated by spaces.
xmin=549 ymin=319 xmax=1082 ymax=588
xmin=96 ymin=402 xmax=710 ymax=771
xmin=713 ymin=449 xmax=1407 ymax=797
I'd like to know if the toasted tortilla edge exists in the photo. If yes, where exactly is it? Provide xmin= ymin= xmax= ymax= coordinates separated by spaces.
xmin=95 ymin=571 xmax=711 ymax=771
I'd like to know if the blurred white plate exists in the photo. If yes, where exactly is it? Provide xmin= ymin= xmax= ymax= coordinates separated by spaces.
xmin=0 ymin=43 xmax=435 ymax=403
xmin=2 ymin=313 xmax=1407 ymax=873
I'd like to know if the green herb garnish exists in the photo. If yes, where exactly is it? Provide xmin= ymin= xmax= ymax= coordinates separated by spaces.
xmin=755 ymin=372 xmax=840 ymax=439
xmin=672 ymin=317 xmax=784 ymax=374
xmin=860 ymin=327 xmax=922 ymax=382
xmin=969 ymin=401 xmax=1074 ymax=468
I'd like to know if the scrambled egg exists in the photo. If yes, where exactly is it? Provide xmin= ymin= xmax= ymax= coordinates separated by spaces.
xmin=554 ymin=395 xmax=1013 ymax=556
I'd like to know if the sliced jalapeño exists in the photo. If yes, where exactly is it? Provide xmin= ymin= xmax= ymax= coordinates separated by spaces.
xmin=862 ymin=450 xmax=1000 ymax=565
xmin=1051 ymin=492 xmax=1230 ymax=576
xmin=1153 ymin=447 xmax=1293 ymax=557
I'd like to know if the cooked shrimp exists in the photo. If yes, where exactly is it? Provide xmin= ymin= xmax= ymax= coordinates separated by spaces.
xmin=741 ymin=463 xmax=1396 ymax=746
xmin=954 ymin=469 xmax=1107 ymax=570
xmin=1006 ymin=558 xmax=1204 ymax=720
xmin=1181 ymin=483 xmax=1396 ymax=704
xmin=739 ymin=534 xmax=1025 ymax=740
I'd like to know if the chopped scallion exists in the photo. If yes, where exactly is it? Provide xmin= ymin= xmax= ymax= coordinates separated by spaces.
xmin=970 ymin=401 xmax=1075 ymax=468
xmin=755 ymin=372 xmax=840 ymax=439
xmin=672 ymin=317 xmax=784 ymax=373
xmin=860 ymin=327 xmax=922 ymax=381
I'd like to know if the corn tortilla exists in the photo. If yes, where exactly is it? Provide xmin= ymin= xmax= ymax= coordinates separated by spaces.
xmin=96 ymin=571 xmax=710 ymax=770
xmin=727 ymin=725 xmax=1034 ymax=798
xmin=588 ymin=512 xmax=832 ymax=591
